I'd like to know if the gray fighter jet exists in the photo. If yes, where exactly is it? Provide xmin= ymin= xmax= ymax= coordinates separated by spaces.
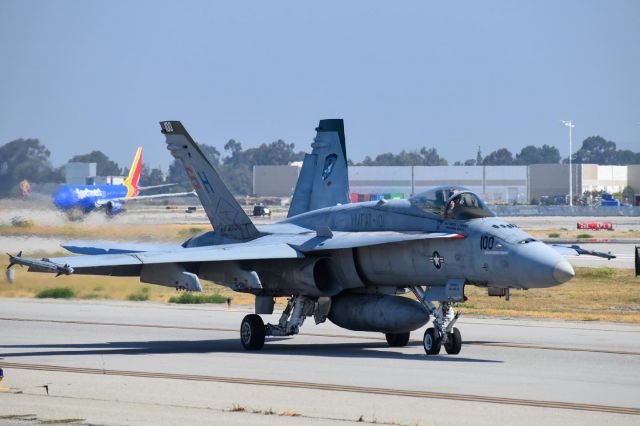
xmin=7 ymin=119 xmax=615 ymax=355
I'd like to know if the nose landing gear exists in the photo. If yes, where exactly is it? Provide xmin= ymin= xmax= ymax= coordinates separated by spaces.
xmin=411 ymin=284 xmax=465 ymax=355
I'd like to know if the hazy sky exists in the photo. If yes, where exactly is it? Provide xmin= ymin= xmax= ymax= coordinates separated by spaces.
xmin=1 ymin=1 xmax=638 ymax=171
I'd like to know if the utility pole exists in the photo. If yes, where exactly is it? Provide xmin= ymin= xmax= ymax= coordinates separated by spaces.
xmin=562 ymin=120 xmax=575 ymax=206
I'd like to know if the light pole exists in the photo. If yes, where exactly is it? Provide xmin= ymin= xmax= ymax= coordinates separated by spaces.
xmin=562 ymin=120 xmax=575 ymax=206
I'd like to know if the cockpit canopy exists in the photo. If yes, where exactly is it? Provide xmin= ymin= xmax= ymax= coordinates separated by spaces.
xmin=409 ymin=186 xmax=495 ymax=220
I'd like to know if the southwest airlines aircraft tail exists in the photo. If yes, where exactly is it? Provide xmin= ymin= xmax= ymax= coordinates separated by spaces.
xmin=52 ymin=147 xmax=193 ymax=220
xmin=122 ymin=147 xmax=142 ymax=197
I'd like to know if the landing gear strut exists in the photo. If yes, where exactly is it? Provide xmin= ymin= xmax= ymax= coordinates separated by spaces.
xmin=410 ymin=286 xmax=464 ymax=355
xmin=239 ymin=296 xmax=318 ymax=350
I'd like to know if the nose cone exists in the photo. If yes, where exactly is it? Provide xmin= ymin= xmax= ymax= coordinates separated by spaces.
xmin=553 ymin=260 xmax=575 ymax=284
xmin=53 ymin=187 xmax=74 ymax=209
xmin=513 ymin=242 xmax=576 ymax=288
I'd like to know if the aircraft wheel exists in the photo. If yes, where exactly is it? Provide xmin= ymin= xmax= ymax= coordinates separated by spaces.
xmin=66 ymin=208 xmax=85 ymax=222
xmin=240 ymin=314 xmax=265 ymax=350
xmin=385 ymin=332 xmax=410 ymax=347
xmin=423 ymin=327 xmax=441 ymax=355
xmin=444 ymin=327 xmax=462 ymax=355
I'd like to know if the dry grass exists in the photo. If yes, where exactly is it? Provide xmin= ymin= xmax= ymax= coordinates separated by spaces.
xmin=1 ymin=254 xmax=258 ymax=304
xmin=460 ymin=268 xmax=640 ymax=322
xmin=2 ymin=251 xmax=639 ymax=322
xmin=527 ymin=228 xmax=640 ymax=239
xmin=0 ymin=223 xmax=205 ymax=242
xmin=279 ymin=410 xmax=301 ymax=417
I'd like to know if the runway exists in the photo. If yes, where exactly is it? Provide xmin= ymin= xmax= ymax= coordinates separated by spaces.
xmin=1 ymin=299 xmax=639 ymax=425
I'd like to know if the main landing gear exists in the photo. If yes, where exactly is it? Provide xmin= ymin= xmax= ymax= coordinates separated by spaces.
xmin=240 ymin=295 xmax=318 ymax=350
xmin=240 ymin=314 xmax=265 ymax=350
xmin=410 ymin=286 xmax=464 ymax=355
xmin=385 ymin=332 xmax=410 ymax=347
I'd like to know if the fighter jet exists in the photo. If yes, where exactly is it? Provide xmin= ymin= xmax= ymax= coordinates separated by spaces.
xmin=7 ymin=119 xmax=615 ymax=355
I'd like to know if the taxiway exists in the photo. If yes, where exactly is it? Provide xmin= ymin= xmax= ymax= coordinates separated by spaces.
xmin=1 ymin=299 xmax=639 ymax=425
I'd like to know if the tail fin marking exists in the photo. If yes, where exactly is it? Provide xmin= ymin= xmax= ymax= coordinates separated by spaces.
xmin=123 ymin=147 xmax=143 ymax=197
xmin=288 ymin=119 xmax=350 ymax=217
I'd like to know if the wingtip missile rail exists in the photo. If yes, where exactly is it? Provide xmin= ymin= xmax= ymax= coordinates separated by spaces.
xmin=568 ymin=244 xmax=617 ymax=260
xmin=7 ymin=252 xmax=74 ymax=276
xmin=550 ymin=245 xmax=617 ymax=260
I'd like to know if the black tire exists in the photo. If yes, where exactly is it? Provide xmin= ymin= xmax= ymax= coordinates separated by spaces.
xmin=444 ymin=327 xmax=462 ymax=355
xmin=423 ymin=327 xmax=441 ymax=355
xmin=240 ymin=314 xmax=265 ymax=350
xmin=385 ymin=332 xmax=410 ymax=347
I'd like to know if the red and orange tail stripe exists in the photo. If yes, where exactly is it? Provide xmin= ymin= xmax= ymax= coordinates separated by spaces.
xmin=123 ymin=147 xmax=142 ymax=197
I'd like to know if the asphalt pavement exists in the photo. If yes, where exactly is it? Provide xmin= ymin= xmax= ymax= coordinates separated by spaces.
xmin=1 ymin=299 xmax=639 ymax=425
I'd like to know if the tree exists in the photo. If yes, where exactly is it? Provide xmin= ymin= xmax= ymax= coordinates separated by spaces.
xmin=355 ymin=147 xmax=448 ymax=166
xmin=223 ymin=139 xmax=242 ymax=163
xmin=569 ymin=136 xmax=640 ymax=165
xmin=220 ymin=164 xmax=252 ymax=195
xmin=614 ymin=149 xmax=640 ymax=165
xmin=515 ymin=145 xmax=560 ymax=165
xmin=219 ymin=139 xmax=304 ymax=194
xmin=140 ymin=164 xmax=165 ymax=186
xmin=69 ymin=151 xmax=122 ymax=176
xmin=621 ymin=186 xmax=635 ymax=204
xmin=482 ymin=148 xmax=514 ymax=165
xmin=224 ymin=139 xmax=303 ymax=167
xmin=0 ymin=138 xmax=63 ymax=196
xmin=571 ymin=136 xmax=617 ymax=164
xmin=475 ymin=146 xmax=483 ymax=165
xmin=420 ymin=147 xmax=448 ymax=166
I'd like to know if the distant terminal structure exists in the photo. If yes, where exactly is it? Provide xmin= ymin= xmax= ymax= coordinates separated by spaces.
xmin=65 ymin=162 xmax=97 ymax=185
xmin=253 ymin=164 xmax=640 ymax=204
xmin=64 ymin=162 xmax=125 ymax=186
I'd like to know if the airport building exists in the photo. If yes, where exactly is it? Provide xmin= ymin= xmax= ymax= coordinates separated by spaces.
xmin=65 ymin=162 xmax=97 ymax=186
xmin=64 ymin=162 xmax=125 ymax=186
xmin=253 ymin=163 xmax=640 ymax=204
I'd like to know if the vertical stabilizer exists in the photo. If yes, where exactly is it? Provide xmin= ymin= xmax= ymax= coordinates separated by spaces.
xmin=123 ymin=147 xmax=142 ymax=197
xmin=288 ymin=119 xmax=350 ymax=217
xmin=160 ymin=121 xmax=260 ymax=240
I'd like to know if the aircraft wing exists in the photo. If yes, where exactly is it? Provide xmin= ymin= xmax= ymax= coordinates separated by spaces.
xmin=95 ymin=191 xmax=196 ymax=206
xmin=61 ymin=240 xmax=184 ymax=255
xmin=8 ymin=242 xmax=303 ymax=276
xmin=137 ymin=183 xmax=178 ymax=191
xmin=294 ymin=231 xmax=464 ymax=252
xmin=550 ymin=244 xmax=616 ymax=260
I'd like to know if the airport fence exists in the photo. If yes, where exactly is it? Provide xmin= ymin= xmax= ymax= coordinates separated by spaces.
xmin=492 ymin=205 xmax=640 ymax=217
